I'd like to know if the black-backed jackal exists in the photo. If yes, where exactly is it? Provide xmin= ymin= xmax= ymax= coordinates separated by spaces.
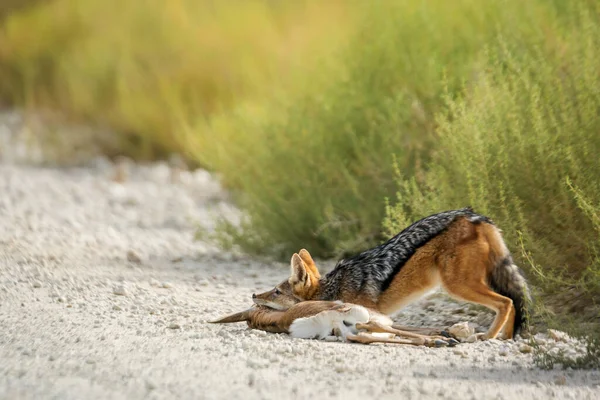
xmin=253 ymin=208 xmax=530 ymax=340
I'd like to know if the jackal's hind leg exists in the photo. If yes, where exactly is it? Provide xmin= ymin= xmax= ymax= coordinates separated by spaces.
xmin=443 ymin=280 xmax=513 ymax=340
xmin=440 ymin=238 xmax=516 ymax=340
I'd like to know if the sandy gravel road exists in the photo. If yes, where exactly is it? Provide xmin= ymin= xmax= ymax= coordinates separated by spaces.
xmin=0 ymin=160 xmax=599 ymax=400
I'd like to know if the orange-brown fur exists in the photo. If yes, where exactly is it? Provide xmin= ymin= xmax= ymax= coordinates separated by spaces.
xmin=255 ymin=217 xmax=524 ymax=340
xmin=377 ymin=219 xmax=516 ymax=339
xmin=210 ymin=301 xmax=352 ymax=333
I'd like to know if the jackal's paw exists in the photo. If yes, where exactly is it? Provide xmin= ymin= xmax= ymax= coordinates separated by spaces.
xmin=499 ymin=332 xmax=515 ymax=341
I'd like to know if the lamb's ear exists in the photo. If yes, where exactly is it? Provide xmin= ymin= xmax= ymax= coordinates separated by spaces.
xmin=298 ymin=249 xmax=320 ymax=280
xmin=289 ymin=253 xmax=310 ymax=289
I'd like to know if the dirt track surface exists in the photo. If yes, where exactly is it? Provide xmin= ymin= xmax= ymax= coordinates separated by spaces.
xmin=1 ymin=161 xmax=599 ymax=400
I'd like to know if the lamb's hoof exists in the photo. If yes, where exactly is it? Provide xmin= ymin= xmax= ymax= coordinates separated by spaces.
xmin=433 ymin=339 xmax=448 ymax=348
xmin=447 ymin=338 xmax=460 ymax=347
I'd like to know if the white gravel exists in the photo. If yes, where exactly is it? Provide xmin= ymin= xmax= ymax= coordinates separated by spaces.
xmin=1 ymin=137 xmax=599 ymax=399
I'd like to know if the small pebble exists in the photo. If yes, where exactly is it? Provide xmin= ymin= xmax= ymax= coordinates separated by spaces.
xmin=126 ymin=250 xmax=142 ymax=264
xmin=548 ymin=329 xmax=569 ymax=342
xmin=246 ymin=359 xmax=267 ymax=369
xmin=554 ymin=375 xmax=567 ymax=386
xmin=32 ymin=281 xmax=42 ymax=288
xmin=498 ymin=346 xmax=510 ymax=356
xmin=519 ymin=344 xmax=533 ymax=354
xmin=465 ymin=334 xmax=478 ymax=343
xmin=168 ymin=323 xmax=181 ymax=329
xmin=113 ymin=285 xmax=128 ymax=296
xmin=161 ymin=282 xmax=173 ymax=289
xmin=448 ymin=321 xmax=474 ymax=339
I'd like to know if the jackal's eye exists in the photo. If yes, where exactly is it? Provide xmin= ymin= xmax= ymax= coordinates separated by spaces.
xmin=274 ymin=289 xmax=281 ymax=295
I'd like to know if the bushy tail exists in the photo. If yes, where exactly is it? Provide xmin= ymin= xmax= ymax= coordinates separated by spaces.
xmin=489 ymin=255 xmax=531 ymax=335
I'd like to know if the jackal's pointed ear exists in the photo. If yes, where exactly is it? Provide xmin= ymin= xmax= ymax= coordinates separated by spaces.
xmin=289 ymin=253 xmax=310 ymax=289
xmin=298 ymin=249 xmax=321 ymax=280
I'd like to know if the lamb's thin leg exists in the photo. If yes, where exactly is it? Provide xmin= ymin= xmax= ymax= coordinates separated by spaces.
xmin=345 ymin=332 xmax=424 ymax=346
xmin=390 ymin=324 xmax=449 ymax=337
xmin=356 ymin=321 xmax=458 ymax=347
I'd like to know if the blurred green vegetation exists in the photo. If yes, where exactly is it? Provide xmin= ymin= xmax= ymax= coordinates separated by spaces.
xmin=196 ymin=0 xmax=557 ymax=258
xmin=0 ymin=0 xmax=47 ymax=21
xmin=384 ymin=0 xmax=600 ymax=317
xmin=1 ymin=1 xmax=599 ymax=312
xmin=0 ymin=0 xmax=352 ymax=158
